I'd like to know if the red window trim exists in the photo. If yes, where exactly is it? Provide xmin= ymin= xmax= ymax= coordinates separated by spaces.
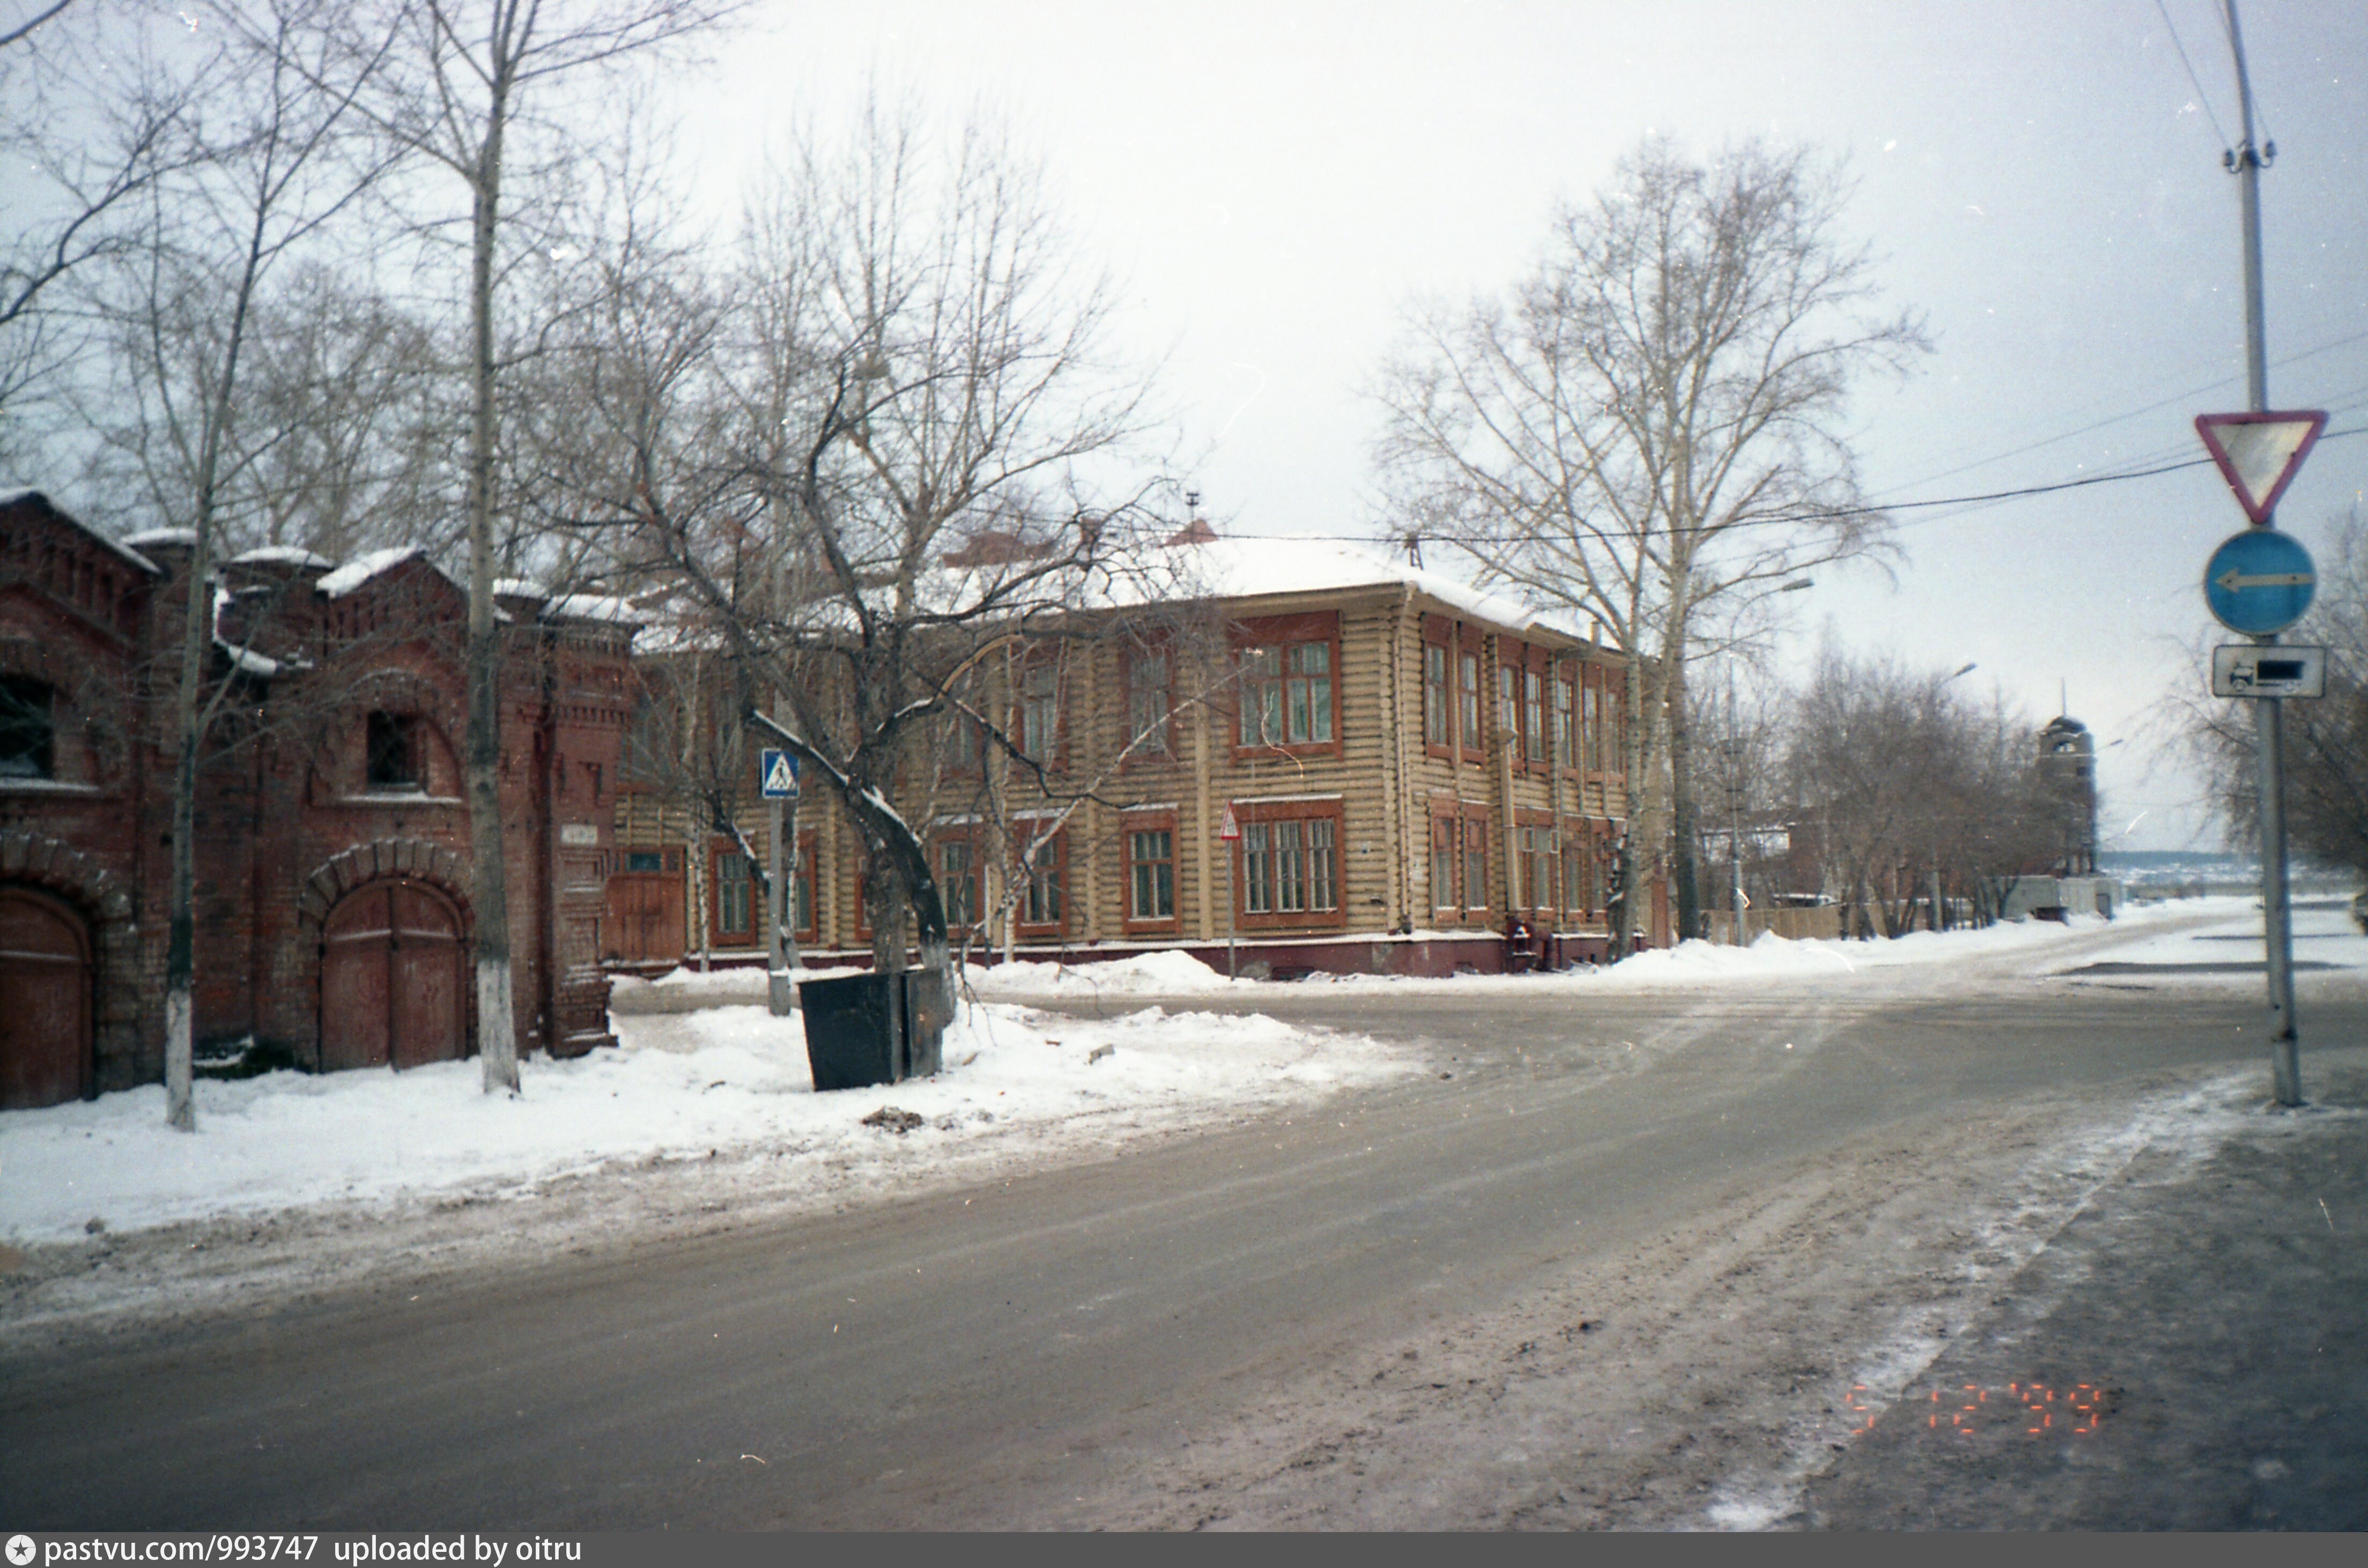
xmin=708 ymin=837 xmax=757 ymax=948
xmin=1426 ymin=804 xmax=1461 ymax=913
xmin=1421 ymin=615 xmax=1455 ymax=761
xmin=1230 ymin=611 xmax=1343 ymax=762
xmin=1121 ymin=808 xmax=1181 ymax=934
xmin=1456 ymin=625 xmax=1486 ymax=764
xmin=1012 ymin=822 xmax=1070 ymax=938
xmin=1229 ymin=796 xmax=1347 ymax=932
xmin=1459 ymin=804 xmax=1492 ymax=918
xmin=790 ymin=830 xmax=820 ymax=945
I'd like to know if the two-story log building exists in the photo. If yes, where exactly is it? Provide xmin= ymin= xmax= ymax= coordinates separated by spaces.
xmin=609 ymin=531 xmax=1663 ymax=978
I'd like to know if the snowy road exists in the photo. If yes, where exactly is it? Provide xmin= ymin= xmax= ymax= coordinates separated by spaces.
xmin=3 ymin=898 xmax=2363 ymax=1529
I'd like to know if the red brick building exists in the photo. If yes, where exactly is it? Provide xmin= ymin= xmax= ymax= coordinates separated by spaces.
xmin=0 ymin=491 xmax=632 ymax=1110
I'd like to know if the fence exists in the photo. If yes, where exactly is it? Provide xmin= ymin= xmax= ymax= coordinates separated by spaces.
xmin=1702 ymin=906 xmax=1844 ymax=946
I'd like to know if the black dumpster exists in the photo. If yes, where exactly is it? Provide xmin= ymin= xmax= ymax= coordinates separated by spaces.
xmin=798 ymin=967 xmax=951 ymax=1091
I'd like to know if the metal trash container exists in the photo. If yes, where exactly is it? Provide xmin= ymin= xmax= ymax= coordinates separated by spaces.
xmin=900 ymin=967 xmax=949 ymax=1080
xmin=798 ymin=967 xmax=951 ymax=1091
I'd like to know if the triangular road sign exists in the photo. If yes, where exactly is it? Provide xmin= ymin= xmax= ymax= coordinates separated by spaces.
xmin=1218 ymin=804 xmax=1241 ymax=841
xmin=2195 ymin=411 xmax=2327 ymax=525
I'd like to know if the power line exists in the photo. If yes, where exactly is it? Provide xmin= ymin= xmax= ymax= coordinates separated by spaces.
xmin=2156 ymin=0 xmax=2234 ymax=151
xmin=1277 ymin=423 xmax=2367 ymax=549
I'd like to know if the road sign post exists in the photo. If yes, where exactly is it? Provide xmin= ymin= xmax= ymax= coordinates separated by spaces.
xmin=1219 ymin=804 xmax=1241 ymax=980
xmin=759 ymin=747 xmax=802 ymax=1015
xmin=2197 ymin=418 xmax=2323 ymax=1107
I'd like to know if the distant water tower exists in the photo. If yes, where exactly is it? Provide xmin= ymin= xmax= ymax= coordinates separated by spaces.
xmin=2037 ymin=713 xmax=2098 ymax=876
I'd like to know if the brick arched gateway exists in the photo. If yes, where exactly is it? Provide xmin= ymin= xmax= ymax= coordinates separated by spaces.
xmin=298 ymin=840 xmax=475 ymax=1073
xmin=0 ymin=831 xmax=137 ymax=1108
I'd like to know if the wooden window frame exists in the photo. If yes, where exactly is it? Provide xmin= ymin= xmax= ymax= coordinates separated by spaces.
xmin=1521 ymin=648 xmax=1550 ymax=772
xmin=1429 ymin=807 xmax=1460 ymax=914
xmin=1456 ymin=626 xmax=1485 ymax=762
xmin=1015 ymin=645 xmax=1069 ymax=773
xmin=1420 ymin=616 xmax=1453 ymax=760
xmin=1561 ymin=815 xmax=1603 ymax=918
xmin=1496 ymin=653 xmax=1519 ymax=762
xmin=1230 ymin=797 xmax=1346 ymax=932
xmin=709 ymin=838 xmax=757 ymax=947
xmin=1552 ymin=664 xmax=1576 ymax=774
xmin=791 ymin=830 xmax=819 ymax=945
xmin=1460 ymin=805 xmax=1491 ymax=919
xmin=1122 ymin=640 xmax=1179 ymax=768
xmin=1012 ymin=823 xmax=1069 ymax=938
xmin=934 ymin=828 xmax=984 ymax=936
xmin=1230 ymin=611 xmax=1343 ymax=761
xmin=1122 ymin=809 xmax=1181 ymax=935
xmin=1515 ymin=809 xmax=1556 ymax=917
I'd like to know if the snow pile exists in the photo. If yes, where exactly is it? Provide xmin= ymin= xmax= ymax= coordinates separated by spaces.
xmin=964 ymin=948 xmax=1238 ymax=997
xmin=0 ymin=999 xmax=1408 ymax=1243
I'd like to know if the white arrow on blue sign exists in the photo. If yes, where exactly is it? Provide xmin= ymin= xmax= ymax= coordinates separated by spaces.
xmin=2203 ymin=529 xmax=2316 ymax=636
xmin=759 ymin=748 xmax=801 ymax=799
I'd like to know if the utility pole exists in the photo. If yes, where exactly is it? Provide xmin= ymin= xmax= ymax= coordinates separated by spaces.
xmin=1727 ymin=667 xmax=1746 ymax=946
xmin=2225 ymin=0 xmax=2302 ymax=1106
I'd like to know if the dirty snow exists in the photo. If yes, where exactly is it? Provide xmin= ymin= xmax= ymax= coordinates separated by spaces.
xmin=0 ymin=999 xmax=1406 ymax=1244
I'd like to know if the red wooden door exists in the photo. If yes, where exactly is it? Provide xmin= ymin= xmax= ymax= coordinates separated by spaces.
xmin=603 ymin=873 xmax=683 ymax=965
xmin=321 ymin=881 xmax=464 ymax=1072
xmin=0 ymin=886 xmax=90 ymax=1110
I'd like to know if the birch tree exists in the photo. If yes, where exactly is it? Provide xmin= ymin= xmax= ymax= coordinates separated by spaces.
xmin=1375 ymin=137 xmax=1926 ymax=953
xmin=286 ymin=0 xmax=734 ymax=1092
xmin=76 ymin=0 xmax=394 ymax=1129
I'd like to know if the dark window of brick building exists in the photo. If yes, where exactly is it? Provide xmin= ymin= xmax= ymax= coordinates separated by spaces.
xmin=366 ymin=711 xmax=420 ymax=790
xmin=0 ymin=677 xmax=54 ymax=778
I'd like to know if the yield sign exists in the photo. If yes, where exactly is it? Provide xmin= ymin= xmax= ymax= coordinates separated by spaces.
xmin=2194 ymin=411 xmax=2327 ymax=525
xmin=1218 ymin=804 xmax=1241 ymax=842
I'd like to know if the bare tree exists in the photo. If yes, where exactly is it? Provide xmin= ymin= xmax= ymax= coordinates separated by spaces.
xmin=0 ymin=4 xmax=211 ymax=469
xmin=1376 ymin=137 xmax=1927 ymax=953
xmin=68 ymin=0 xmax=394 ymax=1129
xmin=548 ymin=99 xmax=1164 ymax=993
xmin=2180 ymin=508 xmax=2368 ymax=876
xmin=269 ymin=0 xmax=736 ymax=1093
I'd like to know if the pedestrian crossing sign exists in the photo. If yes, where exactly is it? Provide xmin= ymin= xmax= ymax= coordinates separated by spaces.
xmin=759 ymin=748 xmax=800 ymax=799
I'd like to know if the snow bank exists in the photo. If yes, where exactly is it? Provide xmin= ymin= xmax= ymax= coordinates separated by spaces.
xmin=0 ymin=1000 xmax=1408 ymax=1243
xmin=964 ymin=948 xmax=1238 ymax=997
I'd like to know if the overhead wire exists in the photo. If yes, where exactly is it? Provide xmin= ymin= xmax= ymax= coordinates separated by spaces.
xmin=1267 ymin=423 xmax=2367 ymax=549
xmin=2156 ymin=0 xmax=2234 ymax=151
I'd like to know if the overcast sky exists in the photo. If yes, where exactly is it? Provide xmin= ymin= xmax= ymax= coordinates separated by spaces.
xmin=695 ymin=4 xmax=2358 ymax=849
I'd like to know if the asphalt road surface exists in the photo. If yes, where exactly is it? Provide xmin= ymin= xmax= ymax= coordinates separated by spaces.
xmin=3 ymin=976 xmax=2351 ymax=1529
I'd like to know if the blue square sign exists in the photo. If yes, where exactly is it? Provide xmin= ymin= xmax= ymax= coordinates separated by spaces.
xmin=759 ymin=748 xmax=801 ymax=799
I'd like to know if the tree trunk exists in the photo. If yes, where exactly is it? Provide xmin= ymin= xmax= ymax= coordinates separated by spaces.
xmin=465 ymin=75 xmax=520 ymax=1094
xmin=1670 ymin=658 xmax=1699 ymax=944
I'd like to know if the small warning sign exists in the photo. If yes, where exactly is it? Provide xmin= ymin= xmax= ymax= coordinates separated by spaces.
xmin=759 ymin=748 xmax=801 ymax=799
xmin=1218 ymin=804 xmax=1240 ymax=841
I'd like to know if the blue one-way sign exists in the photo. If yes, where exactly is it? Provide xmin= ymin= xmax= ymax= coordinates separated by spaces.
xmin=759 ymin=748 xmax=801 ymax=799
xmin=2203 ymin=529 xmax=2315 ymax=636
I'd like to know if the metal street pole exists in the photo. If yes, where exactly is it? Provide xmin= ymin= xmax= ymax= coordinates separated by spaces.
xmin=2226 ymin=0 xmax=2302 ymax=1105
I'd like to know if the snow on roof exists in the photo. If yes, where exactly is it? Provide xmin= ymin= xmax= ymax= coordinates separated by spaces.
xmin=541 ymin=592 xmax=640 ymax=626
xmin=229 ymin=545 xmax=333 ymax=571
xmin=315 ymin=545 xmax=465 ymax=599
xmin=123 ymin=527 xmax=197 ymax=550
xmin=493 ymin=577 xmax=546 ymax=601
xmin=215 ymin=639 xmax=280 ymax=678
xmin=1049 ymin=534 xmax=1593 ymax=643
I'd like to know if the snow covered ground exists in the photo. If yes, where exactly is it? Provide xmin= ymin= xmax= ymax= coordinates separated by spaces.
xmin=4 ymin=895 xmax=2352 ymax=1249
xmin=0 ymin=1000 xmax=1404 ymax=1244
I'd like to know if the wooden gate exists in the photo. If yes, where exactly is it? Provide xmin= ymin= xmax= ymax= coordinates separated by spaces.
xmin=0 ymin=885 xmax=90 ymax=1109
xmin=320 ymin=880 xmax=465 ymax=1071
xmin=603 ymin=861 xmax=684 ymax=967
